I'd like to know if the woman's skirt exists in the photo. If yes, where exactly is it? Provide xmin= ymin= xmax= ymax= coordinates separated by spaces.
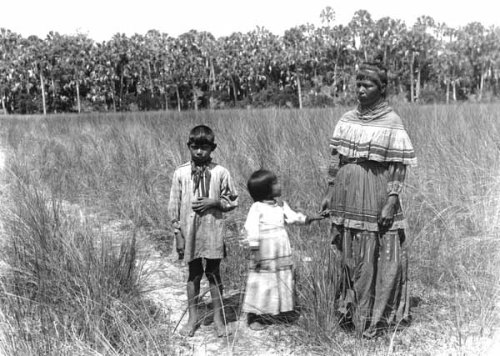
xmin=329 ymin=161 xmax=411 ymax=336
xmin=335 ymin=228 xmax=411 ymax=337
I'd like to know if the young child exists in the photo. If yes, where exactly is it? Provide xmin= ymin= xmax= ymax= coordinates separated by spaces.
xmin=241 ymin=169 xmax=322 ymax=330
xmin=168 ymin=125 xmax=238 ymax=337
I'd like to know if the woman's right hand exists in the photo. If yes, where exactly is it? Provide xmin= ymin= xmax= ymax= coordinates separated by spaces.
xmin=319 ymin=186 xmax=334 ymax=215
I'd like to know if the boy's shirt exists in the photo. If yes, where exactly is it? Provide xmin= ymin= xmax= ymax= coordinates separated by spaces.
xmin=168 ymin=161 xmax=238 ymax=262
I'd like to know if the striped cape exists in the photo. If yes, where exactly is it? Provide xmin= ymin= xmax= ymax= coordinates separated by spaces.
xmin=329 ymin=105 xmax=417 ymax=167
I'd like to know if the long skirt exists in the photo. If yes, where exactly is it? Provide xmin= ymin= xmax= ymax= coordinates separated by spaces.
xmin=335 ymin=227 xmax=411 ymax=337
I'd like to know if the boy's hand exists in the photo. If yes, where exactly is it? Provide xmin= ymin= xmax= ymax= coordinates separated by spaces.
xmin=172 ymin=221 xmax=181 ymax=234
xmin=172 ymin=221 xmax=185 ymax=260
xmin=192 ymin=197 xmax=220 ymax=213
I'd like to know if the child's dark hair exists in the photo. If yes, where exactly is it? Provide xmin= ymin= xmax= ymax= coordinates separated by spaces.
xmin=247 ymin=169 xmax=277 ymax=202
xmin=187 ymin=125 xmax=217 ymax=149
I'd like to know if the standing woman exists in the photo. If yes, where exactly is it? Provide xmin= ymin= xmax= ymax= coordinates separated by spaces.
xmin=319 ymin=56 xmax=417 ymax=338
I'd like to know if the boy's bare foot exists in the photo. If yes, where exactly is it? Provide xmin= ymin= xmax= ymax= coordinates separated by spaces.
xmin=249 ymin=321 xmax=268 ymax=331
xmin=179 ymin=320 xmax=199 ymax=337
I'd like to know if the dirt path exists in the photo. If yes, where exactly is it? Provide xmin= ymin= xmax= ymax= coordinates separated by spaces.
xmin=0 ymin=145 xmax=301 ymax=355
xmin=140 ymin=238 xmax=302 ymax=356
xmin=85 ymin=217 xmax=306 ymax=355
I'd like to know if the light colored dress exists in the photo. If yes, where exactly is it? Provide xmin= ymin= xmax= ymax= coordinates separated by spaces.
xmin=168 ymin=161 xmax=238 ymax=262
xmin=242 ymin=201 xmax=306 ymax=315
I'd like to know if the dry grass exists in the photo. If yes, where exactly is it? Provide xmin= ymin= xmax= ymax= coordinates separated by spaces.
xmin=0 ymin=103 xmax=498 ymax=354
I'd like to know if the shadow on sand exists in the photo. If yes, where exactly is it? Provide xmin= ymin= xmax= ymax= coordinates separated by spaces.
xmin=197 ymin=291 xmax=300 ymax=326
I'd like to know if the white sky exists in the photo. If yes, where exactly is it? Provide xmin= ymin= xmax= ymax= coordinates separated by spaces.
xmin=2 ymin=0 xmax=498 ymax=41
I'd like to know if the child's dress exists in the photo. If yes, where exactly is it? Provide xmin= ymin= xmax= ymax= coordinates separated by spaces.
xmin=242 ymin=200 xmax=307 ymax=315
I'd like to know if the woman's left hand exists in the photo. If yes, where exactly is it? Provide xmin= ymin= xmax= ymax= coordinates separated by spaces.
xmin=378 ymin=195 xmax=397 ymax=228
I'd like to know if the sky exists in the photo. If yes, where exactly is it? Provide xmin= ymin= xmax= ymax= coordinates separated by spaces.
xmin=2 ymin=0 xmax=498 ymax=42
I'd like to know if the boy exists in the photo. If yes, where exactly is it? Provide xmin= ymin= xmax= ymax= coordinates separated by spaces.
xmin=168 ymin=125 xmax=238 ymax=337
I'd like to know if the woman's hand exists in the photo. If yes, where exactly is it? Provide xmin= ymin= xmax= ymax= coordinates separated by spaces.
xmin=319 ymin=186 xmax=334 ymax=216
xmin=378 ymin=195 xmax=398 ymax=228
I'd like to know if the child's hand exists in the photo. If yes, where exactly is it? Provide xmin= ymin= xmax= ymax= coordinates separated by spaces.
xmin=250 ymin=249 xmax=261 ymax=271
xmin=192 ymin=197 xmax=220 ymax=213
xmin=306 ymin=214 xmax=325 ymax=225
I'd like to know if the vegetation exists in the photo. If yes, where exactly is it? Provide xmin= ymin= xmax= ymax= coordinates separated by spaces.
xmin=1 ymin=7 xmax=500 ymax=114
xmin=0 ymin=103 xmax=498 ymax=354
xmin=0 ymin=134 xmax=175 ymax=354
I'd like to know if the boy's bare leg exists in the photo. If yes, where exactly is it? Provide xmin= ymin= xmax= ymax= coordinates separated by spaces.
xmin=210 ymin=281 xmax=230 ymax=337
xmin=180 ymin=259 xmax=202 ymax=337
xmin=206 ymin=259 xmax=231 ymax=337
xmin=180 ymin=278 xmax=201 ymax=336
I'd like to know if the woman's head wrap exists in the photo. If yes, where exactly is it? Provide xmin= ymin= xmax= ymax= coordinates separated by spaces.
xmin=356 ymin=53 xmax=388 ymax=92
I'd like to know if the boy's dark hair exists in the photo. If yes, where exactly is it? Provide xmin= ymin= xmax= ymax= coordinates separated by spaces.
xmin=247 ymin=169 xmax=277 ymax=202
xmin=187 ymin=125 xmax=217 ymax=149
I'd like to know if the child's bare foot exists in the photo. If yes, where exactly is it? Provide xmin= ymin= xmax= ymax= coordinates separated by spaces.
xmin=179 ymin=320 xmax=199 ymax=337
xmin=215 ymin=321 xmax=232 ymax=337
xmin=249 ymin=321 xmax=268 ymax=331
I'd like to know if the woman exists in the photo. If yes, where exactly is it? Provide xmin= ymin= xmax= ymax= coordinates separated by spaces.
xmin=319 ymin=57 xmax=417 ymax=338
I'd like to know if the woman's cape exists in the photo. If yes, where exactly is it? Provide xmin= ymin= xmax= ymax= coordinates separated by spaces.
xmin=329 ymin=104 xmax=417 ymax=167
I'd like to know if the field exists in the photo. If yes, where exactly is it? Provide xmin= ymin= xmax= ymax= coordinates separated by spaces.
xmin=0 ymin=103 xmax=499 ymax=355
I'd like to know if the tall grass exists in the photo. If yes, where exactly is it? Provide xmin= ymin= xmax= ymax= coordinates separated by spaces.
xmin=0 ymin=139 xmax=174 ymax=354
xmin=401 ymin=104 xmax=499 ymax=294
xmin=0 ymin=103 xmax=498 ymax=353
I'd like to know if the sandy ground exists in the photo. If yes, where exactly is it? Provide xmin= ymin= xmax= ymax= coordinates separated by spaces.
xmin=140 ymin=238 xmax=302 ymax=355
xmin=0 ymin=144 xmax=300 ymax=355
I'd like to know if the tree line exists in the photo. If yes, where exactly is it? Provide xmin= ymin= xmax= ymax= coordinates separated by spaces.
xmin=1 ymin=8 xmax=499 ymax=114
